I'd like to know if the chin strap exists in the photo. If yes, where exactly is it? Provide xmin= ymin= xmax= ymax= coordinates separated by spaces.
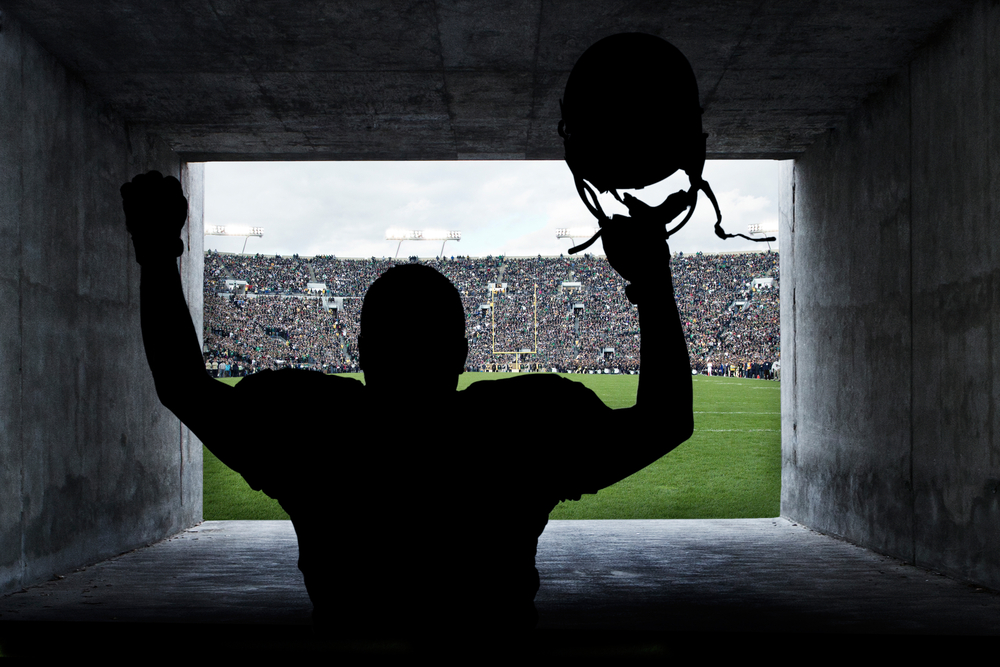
xmin=565 ymin=171 xmax=700 ymax=255
xmin=568 ymin=233 xmax=602 ymax=256
xmin=567 ymin=173 xmax=774 ymax=255
xmin=703 ymin=178 xmax=775 ymax=243
xmin=564 ymin=128 xmax=775 ymax=254
xmin=567 ymin=176 xmax=610 ymax=254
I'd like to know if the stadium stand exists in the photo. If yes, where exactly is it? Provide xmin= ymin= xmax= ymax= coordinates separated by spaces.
xmin=201 ymin=250 xmax=780 ymax=379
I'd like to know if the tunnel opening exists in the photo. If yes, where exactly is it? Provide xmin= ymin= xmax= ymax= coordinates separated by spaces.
xmin=198 ymin=159 xmax=782 ymax=521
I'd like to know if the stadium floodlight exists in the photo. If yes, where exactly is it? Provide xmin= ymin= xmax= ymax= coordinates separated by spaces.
xmin=206 ymin=225 xmax=264 ymax=254
xmin=747 ymin=223 xmax=778 ymax=236
xmin=556 ymin=227 xmax=601 ymax=250
xmin=747 ymin=222 xmax=779 ymax=250
xmin=385 ymin=228 xmax=461 ymax=258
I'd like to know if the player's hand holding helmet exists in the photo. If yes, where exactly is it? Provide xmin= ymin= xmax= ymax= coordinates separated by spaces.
xmin=121 ymin=171 xmax=188 ymax=266
xmin=600 ymin=214 xmax=666 ymax=289
xmin=600 ymin=188 xmax=691 ymax=285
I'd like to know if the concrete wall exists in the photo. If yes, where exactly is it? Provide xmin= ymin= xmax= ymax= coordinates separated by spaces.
xmin=0 ymin=10 xmax=203 ymax=596
xmin=782 ymin=0 xmax=1000 ymax=586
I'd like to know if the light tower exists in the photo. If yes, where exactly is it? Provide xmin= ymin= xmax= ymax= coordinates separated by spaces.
xmin=205 ymin=225 xmax=264 ymax=254
xmin=747 ymin=223 xmax=779 ymax=251
xmin=385 ymin=228 xmax=461 ymax=258
xmin=556 ymin=227 xmax=601 ymax=253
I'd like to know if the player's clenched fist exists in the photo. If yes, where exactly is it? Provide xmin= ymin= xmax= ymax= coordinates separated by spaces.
xmin=121 ymin=171 xmax=188 ymax=265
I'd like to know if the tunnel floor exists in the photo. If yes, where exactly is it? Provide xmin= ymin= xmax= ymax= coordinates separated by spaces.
xmin=1 ymin=518 xmax=997 ymax=656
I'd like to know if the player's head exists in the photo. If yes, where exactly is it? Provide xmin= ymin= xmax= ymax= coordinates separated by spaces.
xmin=359 ymin=264 xmax=468 ymax=394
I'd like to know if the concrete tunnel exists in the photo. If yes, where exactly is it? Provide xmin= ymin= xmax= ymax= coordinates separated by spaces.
xmin=1 ymin=0 xmax=999 ymax=638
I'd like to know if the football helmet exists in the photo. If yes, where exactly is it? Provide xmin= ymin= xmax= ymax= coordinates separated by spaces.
xmin=559 ymin=33 xmax=774 ymax=253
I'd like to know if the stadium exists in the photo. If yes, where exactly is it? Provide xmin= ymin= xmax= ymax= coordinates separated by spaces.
xmin=200 ymin=249 xmax=783 ymax=523
xmin=202 ymin=250 xmax=780 ymax=379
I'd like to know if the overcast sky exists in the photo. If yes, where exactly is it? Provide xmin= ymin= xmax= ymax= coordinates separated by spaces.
xmin=203 ymin=160 xmax=782 ymax=258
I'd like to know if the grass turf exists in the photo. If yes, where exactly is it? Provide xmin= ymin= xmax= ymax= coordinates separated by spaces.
xmin=203 ymin=373 xmax=780 ymax=520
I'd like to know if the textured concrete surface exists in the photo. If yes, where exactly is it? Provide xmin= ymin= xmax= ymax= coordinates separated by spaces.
xmin=1 ymin=519 xmax=998 ymax=656
xmin=0 ymin=9 xmax=204 ymax=598
xmin=782 ymin=0 xmax=1000 ymax=589
xmin=908 ymin=1 xmax=1000 ymax=589
xmin=3 ymin=0 xmax=1000 ymax=644
xmin=781 ymin=57 xmax=915 ymax=561
xmin=0 ymin=1 xmax=972 ymax=160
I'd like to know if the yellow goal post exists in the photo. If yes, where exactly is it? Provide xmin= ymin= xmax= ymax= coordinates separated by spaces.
xmin=488 ymin=281 xmax=538 ymax=365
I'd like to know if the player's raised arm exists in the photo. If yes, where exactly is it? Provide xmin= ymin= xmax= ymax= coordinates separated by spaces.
xmin=578 ymin=212 xmax=694 ymax=490
xmin=554 ymin=34 xmax=734 ymax=491
xmin=122 ymin=171 xmax=233 ymax=448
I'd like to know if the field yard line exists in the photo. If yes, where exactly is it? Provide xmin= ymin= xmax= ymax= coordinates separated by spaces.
xmin=699 ymin=429 xmax=779 ymax=432
xmin=694 ymin=411 xmax=780 ymax=414
xmin=696 ymin=381 xmax=778 ymax=385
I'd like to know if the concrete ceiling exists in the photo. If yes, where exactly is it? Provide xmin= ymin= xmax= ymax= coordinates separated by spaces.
xmin=3 ymin=1 xmax=974 ymax=161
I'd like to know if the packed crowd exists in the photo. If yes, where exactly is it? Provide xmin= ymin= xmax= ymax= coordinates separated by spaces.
xmin=201 ymin=250 xmax=780 ymax=377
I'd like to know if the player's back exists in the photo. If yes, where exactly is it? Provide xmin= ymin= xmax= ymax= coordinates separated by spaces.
xmin=444 ymin=374 xmax=612 ymax=629
xmin=224 ymin=369 xmax=610 ymax=638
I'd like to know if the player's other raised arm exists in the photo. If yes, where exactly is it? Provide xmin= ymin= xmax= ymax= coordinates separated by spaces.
xmin=122 ymin=171 xmax=234 ymax=449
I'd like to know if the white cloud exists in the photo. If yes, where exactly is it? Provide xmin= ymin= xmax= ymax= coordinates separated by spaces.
xmin=203 ymin=160 xmax=782 ymax=258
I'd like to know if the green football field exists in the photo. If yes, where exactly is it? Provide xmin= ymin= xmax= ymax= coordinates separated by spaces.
xmin=205 ymin=373 xmax=780 ymax=520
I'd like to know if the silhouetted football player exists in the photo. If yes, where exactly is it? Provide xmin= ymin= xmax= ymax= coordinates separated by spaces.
xmin=122 ymin=32 xmax=703 ymax=649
